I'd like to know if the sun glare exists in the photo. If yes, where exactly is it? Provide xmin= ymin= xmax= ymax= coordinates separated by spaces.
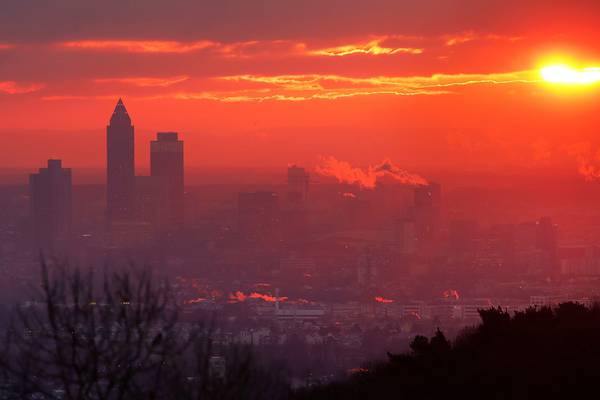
xmin=540 ymin=64 xmax=600 ymax=85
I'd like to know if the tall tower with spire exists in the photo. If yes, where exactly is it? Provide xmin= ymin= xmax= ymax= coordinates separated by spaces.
xmin=106 ymin=98 xmax=135 ymax=223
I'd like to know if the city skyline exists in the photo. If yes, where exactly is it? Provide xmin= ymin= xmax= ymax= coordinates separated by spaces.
xmin=3 ymin=2 xmax=600 ymax=398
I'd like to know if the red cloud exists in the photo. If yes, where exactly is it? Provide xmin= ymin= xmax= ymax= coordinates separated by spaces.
xmin=0 ymin=81 xmax=45 ymax=94
xmin=310 ymin=37 xmax=422 ymax=57
xmin=60 ymin=40 xmax=217 ymax=53
xmin=444 ymin=31 xmax=523 ymax=46
xmin=94 ymin=75 xmax=190 ymax=87
xmin=567 ymin=142 xmax=600 ymax=181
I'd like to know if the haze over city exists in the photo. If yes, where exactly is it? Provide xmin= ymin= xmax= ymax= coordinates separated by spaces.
xmin=2 ymin=1 xmax=600 ymax=399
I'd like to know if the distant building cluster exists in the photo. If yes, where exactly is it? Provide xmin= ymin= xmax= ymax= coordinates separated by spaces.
xmin=8 ymin=97 xmax=600 ymax=385
xmin=30 ymin=99 xmax=184 ymax=257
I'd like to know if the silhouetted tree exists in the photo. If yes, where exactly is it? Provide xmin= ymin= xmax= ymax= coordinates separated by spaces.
xmin=0 ymin=260 xmax=290 ymax=400
xmin=297 ymin=302 xmax=600 ymax=400
xmin=408 ymin=335 xmax=429 ymax=356
xmin=0 ymin=260 xmax=192 ymax=399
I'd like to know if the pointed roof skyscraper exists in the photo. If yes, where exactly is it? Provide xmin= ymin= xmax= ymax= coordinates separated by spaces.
xmin=106 ymin=98 xmax=135 ymax=223
xmin=109 ymin=98 xmax=132 ymax=126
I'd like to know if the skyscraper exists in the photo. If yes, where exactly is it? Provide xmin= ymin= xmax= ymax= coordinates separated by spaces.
xmin=410 ymin=182 xmax=442 ymax=244
xmin=283 ymin=165 xmax=310 ymax=243
xmin=29 ymin=159 xmax=72 ymax=257
xmin=150 ymin=132 xmax=184 ymax=226
xmin=286 ymin=165 xmax=309 ymax=202
xmin=106 ymin=98 xmax=135 ymax=223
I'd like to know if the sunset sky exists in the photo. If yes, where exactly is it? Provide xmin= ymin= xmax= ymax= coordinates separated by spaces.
xmin=2 ymin=0 xmax=600 ymax=182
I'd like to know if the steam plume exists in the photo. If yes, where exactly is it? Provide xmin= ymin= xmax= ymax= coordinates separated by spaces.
xmin=443 ymin=289 xmax=460 ymax=300
xmin=374 ymin=296 xmax=394 ymax=303
xmin=228 ymin=291 xmax=288 ymax=303
xmin=568 ymin=142 xmax=600 ymax=181
xmin=184 ymin=297 xmax=207 ymax=305
xmin=316 ymin=156 xmax=427 ymax=188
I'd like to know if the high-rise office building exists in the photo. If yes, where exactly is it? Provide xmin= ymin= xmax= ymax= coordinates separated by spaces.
xmin=410 ymin=182 xmax=442 ymax=244
xmin=283 ymin=165 xmax=310 ymax=243
xmin=29 ymin=159 xmax=72 ymax=257
xmin=286 ymin=165 xmax=309 ymax=202
xmin=150 ymin=132 xmax=184 ymax=226
xmin=107 ymin=98 xmax=135 ymax=223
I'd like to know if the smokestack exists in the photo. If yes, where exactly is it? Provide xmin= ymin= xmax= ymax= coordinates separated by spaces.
xmin=275 ymin=288 xmax=280 ymax=313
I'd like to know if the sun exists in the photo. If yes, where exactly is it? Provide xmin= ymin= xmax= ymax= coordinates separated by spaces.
xmin=540 ymin=64 xmax=600 ymax=85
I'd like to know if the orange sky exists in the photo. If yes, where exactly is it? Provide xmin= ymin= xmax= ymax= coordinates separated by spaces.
xmin=1 ymin=0 xmax=600 ymax=182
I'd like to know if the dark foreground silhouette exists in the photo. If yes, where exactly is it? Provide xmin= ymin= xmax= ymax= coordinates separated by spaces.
xmin=297 ymin=302 xmax=600 ymax=400
xmin=0 ymin=262 xmax=290 ymax=400
xmin=3 ymin=263 xmax=600 ymax=399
